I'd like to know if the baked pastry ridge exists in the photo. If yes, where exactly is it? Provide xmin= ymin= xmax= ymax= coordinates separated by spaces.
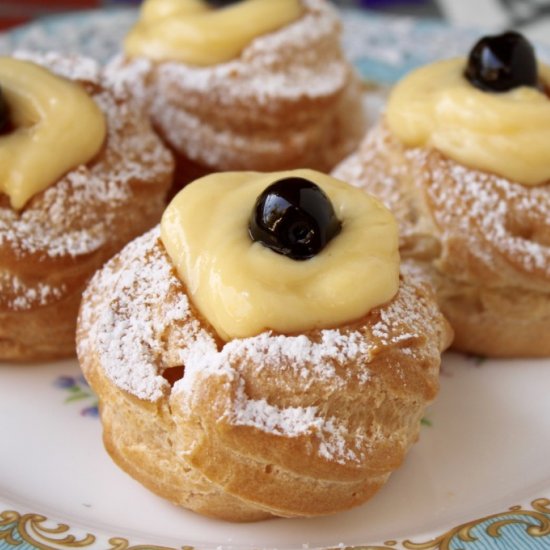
xmin=112 ymin=0 xmax=366 ymax=184
xmin=0 ymin=52 xmax=174 ymax=361
xmin=334 ymin=31 xmax=550 ymax=357
xmin=77 ymin=170 xmax=452 ymax=521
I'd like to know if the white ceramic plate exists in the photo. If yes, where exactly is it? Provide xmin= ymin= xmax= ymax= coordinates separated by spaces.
xmin=1 ymin=8 xmax=549 ymax=550
xmin=2 ymin=355 xmax=550 ymax=549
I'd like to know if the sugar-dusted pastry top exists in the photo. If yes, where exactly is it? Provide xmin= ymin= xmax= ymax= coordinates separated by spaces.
xmin=145 ymin=0 xmax=347 ymax=105
xmin=386 ymin=57 xmax=550 ymax=186
xmin=160 ymin=170 xmax=399 ymax=340
xmin=334 ymin=123 xmax=550 ymax=289
xmin=77 ymin=225 xmax=451 ymax=519
xmin=125 ymin=0 xmax=303 ymax=65
xmin=117 ymin=0 xmax=359 ymax=172
xmin=0 ymin=52 xmax=173 ymax=312
xmin=0 ymin=57 xmax=106 ymax=209
xmin=77 ymin=228 xmax=448 ymax=432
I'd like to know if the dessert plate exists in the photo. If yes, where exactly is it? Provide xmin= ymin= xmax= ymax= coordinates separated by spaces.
xmin=1 ymin=8 xmax=550 ymax=550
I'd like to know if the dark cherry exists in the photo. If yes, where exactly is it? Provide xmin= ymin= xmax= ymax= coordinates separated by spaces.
xmin=249 ymin=177 xmax=342 ymax=261
xmin=465 ymin=31 xmax=538 ymax=92
xmin=0 ymin=85 xmax=10 ymax=135
xmin=204 ymin=0 xmax=242 ymax=7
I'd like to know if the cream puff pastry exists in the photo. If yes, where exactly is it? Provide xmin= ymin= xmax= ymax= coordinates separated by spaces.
xmin=77 ymin=169 xmax=451 ymax=521
xmin=114 ymin=0 xmax=366 ymax=185
xmin=0 ymin=52 xmax=173 ymax=361
xmin=334 ymin=32 xmax=550 ymax=358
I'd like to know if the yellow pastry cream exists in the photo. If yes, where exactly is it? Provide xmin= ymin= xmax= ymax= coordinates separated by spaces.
xmin=0 ymin=58 xmax=106 ymax=210
xmin=161 ymin=169 xmax=400 ymax=341
xmin=386 ymin=58 xmax=550 ymax=186
xmin=124 ymin=0 xmax=304 ymax=65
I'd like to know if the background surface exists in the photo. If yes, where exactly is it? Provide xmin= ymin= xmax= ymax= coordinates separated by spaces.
xmin=2 ymin=0 xmax=550 ymax=36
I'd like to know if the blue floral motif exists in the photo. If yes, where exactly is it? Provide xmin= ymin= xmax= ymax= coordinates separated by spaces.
xmin=54 ymin=374 xmax=98 ymax=418
xmin=80 ymin=405 xmax=100 ymax=418
xmin=54 ymin=374 xmax=80 ymax=389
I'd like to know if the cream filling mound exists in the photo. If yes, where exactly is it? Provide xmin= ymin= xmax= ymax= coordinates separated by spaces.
xmin=0 ymin=57 xmax=106 ymax=210
xmin=124 ymin=0 xmax=304 ymax=65
xmin=161 ymin=169 xmax=400 ymax=341
xmin=386 ymin=58 xmax=550 ymax=186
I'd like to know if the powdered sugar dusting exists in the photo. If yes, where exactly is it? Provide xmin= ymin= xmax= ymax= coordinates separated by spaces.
xmin=233 ymin=378 xmax=323 ymax=438
xmin=103 ymin=53 xmax=152 ymax=107
xmin=221 ymin=329 xmax=373 ymax=385
xmin=370 ymin=267 xmax=443 ymax=361
xmin=0 ymin=273 xmax=67 ymax=311
xmin=336 ymin=123 xmax=550 ymax=290
xmin=80 ymin=230 xmax=446 ymax=463
xmin=78 ymin=228 xmax=217 ymax=401
xmin=318 ymin=417 xmax=366 ymax=463
xmin=153 ymin=105 xmax=296 ymax=169
xmin=231 ymin=379 xmax=362 ymax=464
xmin=152 ymin=0 xmax=345 ymax=105
xmin=420 ymin=155 xmax=550 ymax=280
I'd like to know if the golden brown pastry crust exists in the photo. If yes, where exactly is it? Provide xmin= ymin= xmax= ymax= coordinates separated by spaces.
xmin=334 ymin=122 xmax=550 ymax=358
xmin=77 ymin=228 xmax=451 ymax=521
xmin=0 ymin=53 xmax=174 ymax=361
xmin=113 ymin=0 xmax=366 ymax=187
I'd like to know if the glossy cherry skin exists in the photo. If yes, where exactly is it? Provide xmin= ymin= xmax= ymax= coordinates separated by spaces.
xmin=0 ymin=86 xmax=10 ymax=134
xmin=465 ymin=31 xmax=538 ymax=92
xmin=204 ymin=0 xmax=242 ymax=7
xmin=249 ymin=177 xmax=342 ymax=261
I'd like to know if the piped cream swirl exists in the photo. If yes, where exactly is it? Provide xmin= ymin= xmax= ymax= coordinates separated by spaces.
xmin=0 ymin=57 xmax=106 ymax=209
xmin=160 ymin=169 xmax=400 ymax=341
xmin=386 ymin=58 xmax=550 ymax=186
xmin=125 ymin=0 xmax=304 ymax=65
